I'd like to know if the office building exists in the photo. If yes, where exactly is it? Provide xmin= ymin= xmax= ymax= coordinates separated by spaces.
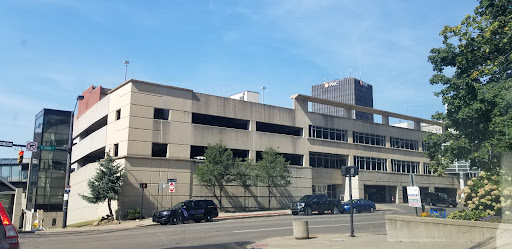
xmin=312 ymin=77 xmax=374 ymax=122
xmin=67 ymin=79 xmax=458 ymax=224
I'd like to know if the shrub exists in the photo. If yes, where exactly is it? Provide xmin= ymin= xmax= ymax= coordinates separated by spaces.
xmin=448 ymin=209 xmax=487 ymax=221
xmin=124 ymin=209 xmax=144 ymax=220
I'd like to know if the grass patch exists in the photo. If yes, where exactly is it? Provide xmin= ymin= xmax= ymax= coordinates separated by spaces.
xmin=67 ymin=220 xmax=97 ymax=228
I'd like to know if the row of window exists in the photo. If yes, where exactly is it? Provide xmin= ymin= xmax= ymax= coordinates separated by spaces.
xmin=354 ymin=156 xmax=387 ymax=171
xmin=309 ymin=125 xmax=347 ymax=142
xmin=390 ymin=137 xmax=418 ymax=151
xmin=391 ymin=159 xmax=420 ymax=174
xmin=353 ymin=131 xmax=386 ymax=146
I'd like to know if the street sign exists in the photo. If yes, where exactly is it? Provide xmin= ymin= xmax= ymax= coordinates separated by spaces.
xmin=407 ymin=186 xmax=422 ymax=208
xmin=167 ymin=179 xmax=177 ymax=183
xmin=39 ymin=145 xmax=56 ymax=151
xmin=26 ymin=141 xmax=38 ymax=152
xmin=65 ymin=185 xmax=71 ymax=191
xmin=169 ymin=182 xmax=175 ymax=193
xmin=0 ymin=141 xmax=13 ymax=147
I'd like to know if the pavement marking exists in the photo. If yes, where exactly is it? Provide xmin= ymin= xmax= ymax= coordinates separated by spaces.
xmin=232 ymin=221 xmax=386 ymax=233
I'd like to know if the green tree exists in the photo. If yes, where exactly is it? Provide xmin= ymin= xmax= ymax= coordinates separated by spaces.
xmin=233 ymin=159 xmax=254 ymax=211
xmin=195 ymin=143 xmax=235 ymax=210
xmin=425 ymin=0 xmax=512 ymax=174
xmin=80 ymin=153 xmax=125 ymax=220
xmin=253 ymin=147 xmax=291 ymax=209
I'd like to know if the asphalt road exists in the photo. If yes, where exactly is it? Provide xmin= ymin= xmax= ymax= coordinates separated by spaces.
xmin=18 ymin=204 xmax=462 ymax=249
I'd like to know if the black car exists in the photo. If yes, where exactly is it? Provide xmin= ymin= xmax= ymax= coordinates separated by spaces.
xmin=290 ymin=194 xmax=342 ymax=215
xmin=341 ymin=199 xmax=376 ymax=214
xmin=152 ymin=199 xmax=219 ymax=225
xmin=423 ymin=192 xmax=458 ymax=208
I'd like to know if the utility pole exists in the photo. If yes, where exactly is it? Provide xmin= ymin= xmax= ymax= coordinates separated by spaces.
xmin=261 ymin=86 xmax=266 ymax=104
xmin=124 ymin=60 xmax=130 ymax=82
xmin=342 ymin=166 xmax=358 ymax=237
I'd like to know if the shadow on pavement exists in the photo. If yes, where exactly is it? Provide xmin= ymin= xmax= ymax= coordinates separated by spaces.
xmin=164 ymin=241 xmax=253 ymax=249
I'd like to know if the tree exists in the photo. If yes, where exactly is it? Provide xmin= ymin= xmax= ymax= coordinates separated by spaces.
xmin=80 ymin=153 xmax=125 ymax=220
xmin=195 ymin=143 xmax=235 ymax=210
xmin=233 ymin=159 xmax=254 ymax=211
xmin=253 ymin=147 xmax=291 ymax=209
xmin=425 ymin=0 xmax=512 ymax=174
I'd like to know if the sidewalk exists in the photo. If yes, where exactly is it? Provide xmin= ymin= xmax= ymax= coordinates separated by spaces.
xmin=247 ymin=233 xmax=477 ymax=249
xmin=31 ymin=209 xmax=292 ymax=233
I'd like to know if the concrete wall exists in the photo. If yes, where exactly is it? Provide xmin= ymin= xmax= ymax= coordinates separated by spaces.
xmin=68 ymin=162 xmax=117 ymax=225
xmin=386 ymin=215 xmax=512 ymax=245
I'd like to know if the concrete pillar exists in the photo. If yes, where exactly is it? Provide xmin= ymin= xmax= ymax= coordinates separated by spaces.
xmin=414 ymin=121 xmax=421 ymax=131
xmin=293 ymin=98 xmax=308 ymax=112
xmin=348 ymin=130 xmax=354 ymax=143
xmin=293 ymin=220 xmax=309 ymax=239
xmin=346 ymin=109 xmax=354 ymax=119
xmin=11 ymin=188 xmax=23 ymax=229
xmin=382 ymin=115 xmax=389 ymax=125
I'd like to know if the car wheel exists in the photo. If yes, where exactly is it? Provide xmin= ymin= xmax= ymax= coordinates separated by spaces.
xmin=445 ymin=201 xmax=451 ymax=208
xmin=305 ymin=207 xmax=312 ymax=216
xmin=193 ymin=219 xmax=202 ymax=223
xmin=160 ymin=221 xmax=168 ymax=225
xmin=170 ymin=215 xmax=180 ymax=225
xmin=318 ymin=210 xmax=324 ymax=215
xmin=292 ymin=211 xmax=299 ymax=215
xmin=370 ymin=207 xmax=375 ymax=213
xmin=204 ymin=213 xmax=214 ymax=222
xmin=452 ymin=204 xmax=458 ymax=208
xmin=331 ymin=206 xmax=340 ymax=215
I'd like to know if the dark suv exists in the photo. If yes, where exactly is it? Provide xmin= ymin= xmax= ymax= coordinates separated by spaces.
xmin=152 ymin=199 xmax=218 ymax=225
xmin=423 ymin=192 xmax=458 ymax=208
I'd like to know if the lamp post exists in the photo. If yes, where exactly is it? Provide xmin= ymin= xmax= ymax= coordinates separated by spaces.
xmin=124 ymin=60 xmax=130 ymax=82
xmin=62 ymin=95 xmax=84 ymax=228
xmin=261 ymin=86 xmax=266 ymax=104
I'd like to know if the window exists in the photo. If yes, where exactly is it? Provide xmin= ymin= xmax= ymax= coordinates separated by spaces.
xmin=190 ymin=145 xmax=249 ymax=161
xmin=391 ymin=159 xmax=420 ymax=173
xmin=256 ymin=122 xmax=302 ymax=136
xmin=154 ymin=108 xmax=170 ymax=120
xmin=423 ymin=163 xmax=433 ymax=175
xmin=113 ymin=143 xmax=119 ymax=157
xmin=353 ymin=132 xmax=385 ymax=146
xmin=116 ymin=109 xmax=121 ymax=120
xmin=354 ymin=156 xmax=387 ymax=171
xmin=309 ymin=152 xmax=347 ymax=169
xmin=312 ymin=185 xmax=337 ymax=199
xmin=308 ymin=125 xmax=347 ymax=142
xmin=256 ymin=151 xmax=303 ymax=166
xmin=422 ymin=142 xmax=431 ymax=152
xmin=192 ymin=113 xmax=249 ymax=130
xmin=152 ymin=143 xmax=167 ymax=157
xmin=390 ymin=137 xmax=418 ymax=151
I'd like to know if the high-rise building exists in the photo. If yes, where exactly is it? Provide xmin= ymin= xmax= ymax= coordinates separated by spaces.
xmin=312 ymin=77 xmax=374 ymax=122
xmin=27 ymin=109 xmax=71 ymax=213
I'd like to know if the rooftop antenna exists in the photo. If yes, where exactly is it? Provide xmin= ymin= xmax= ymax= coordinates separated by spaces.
xmin=123 ymin=60 xmax=130 ymax=82
xmin=261 ymin=86 xmax=266 ymax=104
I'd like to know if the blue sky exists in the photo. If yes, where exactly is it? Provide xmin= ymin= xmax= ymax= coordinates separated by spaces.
xmin=0 ymin=0 xmax=477 ymax=158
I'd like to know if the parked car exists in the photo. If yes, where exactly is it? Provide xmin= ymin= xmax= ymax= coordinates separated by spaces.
xmin=423 ymin=192 xmax=458 ymax=208
xmin=341 ymin=199 xmax=376 ymax=214
xmin=152 ymin=199 xmax=218 ymax=225
xmin=290 ymin=194 xmax=342 ymax=215
xmin=0 ymin=202 xmax=19 ymax=249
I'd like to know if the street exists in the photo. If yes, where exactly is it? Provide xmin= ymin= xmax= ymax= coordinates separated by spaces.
xmin=19 ymin=204 xmax=461 ymax=249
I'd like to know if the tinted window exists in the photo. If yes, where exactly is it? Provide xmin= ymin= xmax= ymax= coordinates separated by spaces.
xmin=154 ymin=108 xmax=170 ymax=120
xmin=152 ymin=143 xmax=167 ymax=157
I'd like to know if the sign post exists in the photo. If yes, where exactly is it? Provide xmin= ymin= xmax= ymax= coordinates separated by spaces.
xmin=409 ymin=174 xmax=420 ymax=216
xmin=139 ymin=183 xmax=147 ymax=219
xmin=341 ymin=166 xmax=359 ymax=238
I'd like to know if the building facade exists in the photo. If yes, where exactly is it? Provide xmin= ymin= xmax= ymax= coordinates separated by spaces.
xmin=312 ymin=77 xmax=374 ymax=122
xmin=67 ymin=79 xmax=459 ymax=224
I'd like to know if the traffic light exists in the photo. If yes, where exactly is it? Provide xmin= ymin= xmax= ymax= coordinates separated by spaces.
xmin=139 ymin=183 xmax=147 ymax=189
xmin=17 ymin=151 xmax=24 ymax=164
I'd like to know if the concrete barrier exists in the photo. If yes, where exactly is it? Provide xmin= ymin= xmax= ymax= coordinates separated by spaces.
xmin=293 ymin=220 xmax=309 ymax=239
xmin=386 ymin=215 xmax=512 ymax=245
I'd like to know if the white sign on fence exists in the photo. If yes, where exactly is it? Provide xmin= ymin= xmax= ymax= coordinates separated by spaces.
xmin=407 ymin=186 xmax=422 ymax=208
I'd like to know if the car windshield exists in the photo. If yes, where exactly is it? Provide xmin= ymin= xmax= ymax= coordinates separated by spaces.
xmin=171 ymin=202 xmax=184 ymax=210
xmin=298 ymin=195 xmax=313 ymax=201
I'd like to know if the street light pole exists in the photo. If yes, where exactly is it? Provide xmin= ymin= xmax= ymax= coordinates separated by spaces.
xmin=124 ymin=60 xmax=130 ymax=82
xmin=62 ymin=95 xmax=84 ymax=228
xmin=261 ymin=86 xmax=266 ymax=104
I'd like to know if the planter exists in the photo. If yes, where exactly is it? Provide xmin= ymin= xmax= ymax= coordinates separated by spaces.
xmin=386 ymin=215 xmax=512 ymax=245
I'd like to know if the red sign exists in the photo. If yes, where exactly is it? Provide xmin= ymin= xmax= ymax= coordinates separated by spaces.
xmin=169 ymin=182 xmax=175 ymax=193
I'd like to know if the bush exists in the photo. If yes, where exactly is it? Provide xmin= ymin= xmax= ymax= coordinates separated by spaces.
xmin=448 ymin=209 xmax=487 ymax=221
xmin=124 ymin=209 xmax=144 ymax=220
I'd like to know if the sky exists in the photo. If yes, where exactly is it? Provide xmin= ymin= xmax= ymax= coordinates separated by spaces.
xmin=0 ymin=0 xmax=478 ymax=158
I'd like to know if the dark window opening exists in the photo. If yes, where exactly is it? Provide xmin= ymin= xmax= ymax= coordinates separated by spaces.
xmin=190 ymin=145 xmax=249 ymax=161
xmin=309 ymin=152 xmax=347 ymax=169
xmin=116 ymin=109 xmax=121 ymax=120
xmin=152 ymin=143 xmax=167 ymax=157
xmin=256 ymin=151 xmax=303 ymax=166
xmin=256 ymin=122 xmax=302 ymax=136
xmin=113 ymin=143 xmax=119 ymax=157
xmin=192 ymin=113 xmax=249 ymax=130
xmin=154 ymin=108 xmax=170 ymax=120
